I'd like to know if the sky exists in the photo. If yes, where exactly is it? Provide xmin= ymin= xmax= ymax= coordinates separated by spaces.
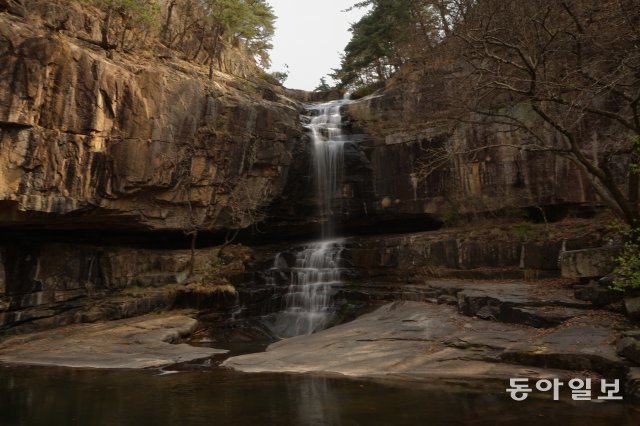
xmin=266 ymin=0 xmax=367 ymax=91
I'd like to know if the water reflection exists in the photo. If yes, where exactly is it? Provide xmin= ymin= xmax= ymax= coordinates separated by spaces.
xmin=0 ymin=366 xmax=639 ymax=426
xmin=287 ymin=375 xmax=342 ymax=426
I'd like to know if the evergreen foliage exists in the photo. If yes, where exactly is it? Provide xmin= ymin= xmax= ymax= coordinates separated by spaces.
xmin=334 ymin=0 xmax=461 ymax=90
xmin=334 ymin=0 xmax=413 ymax=89
xmin=314 ymin=77 xmax=331 ymax=92
xmin=201 ymin=0 xmax=275 ymax=67
xmin=83 ymin=0 xmax=276 ymax=74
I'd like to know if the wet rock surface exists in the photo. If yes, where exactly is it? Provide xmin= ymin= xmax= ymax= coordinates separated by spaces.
xmin=223 ymin=301 xmax=629 ymax=383
xmin=0 ymin=311 xmax=224 ymax=368
xmin=336 ymin=280 xmax=598 ymax=329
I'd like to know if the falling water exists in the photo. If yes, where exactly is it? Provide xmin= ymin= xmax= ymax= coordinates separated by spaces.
xmin=271 ymin=97 xmax=351 ymax=338
xmin=271 ymin=239 xmax=344 ymax=337
xmin=309 ymin=98 xmax=348 ymax=239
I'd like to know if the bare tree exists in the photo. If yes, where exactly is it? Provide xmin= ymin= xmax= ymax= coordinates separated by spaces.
xmin=451 ymin=0 xmax=640 ymax=225
xmin=0 ymin=0 xmax=27 ymax=17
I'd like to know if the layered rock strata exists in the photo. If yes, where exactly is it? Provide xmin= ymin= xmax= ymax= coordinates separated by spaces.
xmin=0 ymin=10 xmax=302 ymax=232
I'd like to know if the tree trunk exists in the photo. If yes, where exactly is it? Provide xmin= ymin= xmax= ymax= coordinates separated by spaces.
xmin=191 ymin=31 xmax=204 ymax=61
xmin=119 ymin=25 xmax=128 ymax=51
xmin=436 ymin=2 xmax=451 ymax=36
xmin=161 ymin=0 xmax=176 ymax=43
xmin=101 ymin=7 xmax=112 ymax=53
xmin=217 ymin=229 xmax=239 ymax=259
xmin=188 ymin=230 xmax=198 ymax=279
xmin=208 ymin=29 xmax=221 ymax=80
xmin=629 ymin=146 xmax=640 ymax=224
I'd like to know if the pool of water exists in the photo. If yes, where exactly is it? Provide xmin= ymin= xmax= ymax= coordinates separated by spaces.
xmin=1 ymin=364 xmax=639 ymax=426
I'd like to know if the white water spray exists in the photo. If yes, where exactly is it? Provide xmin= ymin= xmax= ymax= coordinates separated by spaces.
xmin=272 ymin=97 xmax=351 ymax=338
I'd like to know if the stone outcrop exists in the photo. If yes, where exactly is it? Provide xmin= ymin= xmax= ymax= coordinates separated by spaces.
xmin=224 ymin=301 xmax=629 ymax=381
xmin=349 ymin=90 xmax=596 ymax=217
xmin=618 ymin=331 xmax=640 ymax=365
xmin=343 ymin=220 xmax=604 ymax=280
xmin=625 ymin=296 xmax=640 ymax=322
xmin=0 ymin=6 xmax=620 ymax=234
xmin=0 ymin=10 xmax=302 ymax=232
xmin=263 ymin=95 xmax=607 ymax=236
xmin=320 ymin=70 xmax=608 ymax=226
xmin=560 ymin=246 xmax=620 ymax=279
xmin=0 ymin=4 xmax=309 ymax=323
xmin=0 ymin=311 xmax=224 ymax=368
xmin=336 ymin=279 xmax=603 ymax=329
xmin=232 ymin=219 xmax=612 ymax=328
xmin=0 ymin=242 xmax=245 ymax=332
xmin=574 ymin=280 xmax=623 ymax=306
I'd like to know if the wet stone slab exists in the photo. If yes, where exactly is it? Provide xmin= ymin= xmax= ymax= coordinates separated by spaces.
xmin=339 ymin=280 xmax=597 ymax=328
xmin=430 ymin=281 xmax=594 ymax=327
xmin=0 ymin=311 xmax=224 ymax=369
xmin=223 ymin=301 xmax=628 ymax=383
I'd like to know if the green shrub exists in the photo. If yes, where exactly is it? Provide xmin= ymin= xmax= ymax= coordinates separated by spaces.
xmin=512 ymin=222 xmax=538 ymax=241
xmin=612 ymin=240 xmax=640 ymax=292
xmin=442 ymin=205 xmax=460 ymax=226
xmin=611 ymin=222 xmax=640 ymax=292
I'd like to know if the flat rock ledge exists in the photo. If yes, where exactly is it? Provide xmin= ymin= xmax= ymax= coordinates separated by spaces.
xmin=0 ymin=311 xmax=224 ymax=369
xmin=223 ymin=301 xmax=628 ymax=385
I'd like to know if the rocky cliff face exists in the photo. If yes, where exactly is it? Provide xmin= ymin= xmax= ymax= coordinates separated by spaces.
xmin=0 ymin=3 xmax=613 ymax=335
xmin=0 ymin=4 xmax=306 ymax=330
xmin=266 ymin=82 xmax=604 ymax=237
xmin=345 ymin=90 xmax=600 ymax=222
xmin=0 ymin=8 xmax=302 ymax=232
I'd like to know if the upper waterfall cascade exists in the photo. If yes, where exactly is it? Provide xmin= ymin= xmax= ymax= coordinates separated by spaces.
xmin=310 ymin=98 xmax=349 ymax=239
xmin=270 ymin=97 xmax=352 ymax=338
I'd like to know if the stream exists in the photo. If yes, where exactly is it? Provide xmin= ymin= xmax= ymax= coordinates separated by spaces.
xmin=1 ymin=364 xmax=639 ymax=426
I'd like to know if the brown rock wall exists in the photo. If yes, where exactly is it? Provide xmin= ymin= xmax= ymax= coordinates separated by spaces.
xmin=344 ymin=87 xmax=603 ymax=222
xmin=342 ymin=220 xmax=606 ymax=280
xmin=0 ymin=14 xmax=303 ymax=231
xmin=0 ymin=241 xmax=245 ymax=330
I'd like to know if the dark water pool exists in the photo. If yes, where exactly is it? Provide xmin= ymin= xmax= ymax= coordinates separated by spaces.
xmin=1 ymin=365 xmax=639 ymax=426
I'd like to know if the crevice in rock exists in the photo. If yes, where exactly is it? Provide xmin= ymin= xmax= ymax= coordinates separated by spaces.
xmin=0 ymin=120 xmax=32 ymax=130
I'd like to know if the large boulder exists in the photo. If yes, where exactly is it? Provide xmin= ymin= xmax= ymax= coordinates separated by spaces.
xmin=574 ymin=280 xmax=623 ymax=306
xmin=625 ymin=296 xmax=640 ymax=322
xmin=618 ymin=330 xmax=640 ymax=364
xmin=559 ymin=246 xmax=620 ymax=279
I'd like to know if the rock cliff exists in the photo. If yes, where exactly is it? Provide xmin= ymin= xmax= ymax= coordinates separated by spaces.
xmin=0 ymin=2 xmax=615 ymax=334
xmin=265 ymin=82 xmax=605 ymax=237
xmin=0 ymin=5 xmax=302 ymax=232
xmin=338 ymin=73 xmax=603 ymax=225
xmin=0 ymin=2 xmax=304 ymax=330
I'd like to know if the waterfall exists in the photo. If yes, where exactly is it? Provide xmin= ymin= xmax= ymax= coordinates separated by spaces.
xmin=309 ymin=98 xmax=348 ymax=239
xmin=270 ymin=97 xmax=351 ymax=338
xmin=272 ymin=239 xmax=344 ymax=337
